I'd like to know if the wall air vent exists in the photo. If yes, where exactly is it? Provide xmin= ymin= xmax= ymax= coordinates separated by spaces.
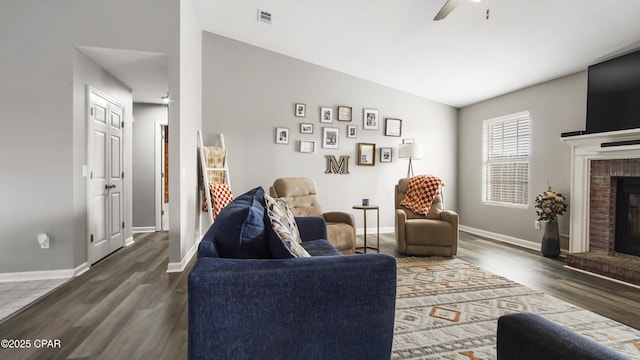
xmin=257 ymin=9 xmax=273 ymax=24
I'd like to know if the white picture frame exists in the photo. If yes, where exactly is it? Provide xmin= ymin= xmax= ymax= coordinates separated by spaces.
xmin=300 ymin=123 xmax=314 ymax=134
xmin=322 ymin=127 xmax=339 ymax=149
xmin=320 ymin=107 xmax=333 ymax=123
xmin=295 ymin=103 xmax=306 ymax=117
xmin=275 ymin=127 xmax=289 ymax=144
xmin=363 ymin=108 xmax=379 ymax=130
xmin=299 ymin=140 xmax=315 ymax=153
xmin=347 ymin=125 xmax=357 ymax=138
xmin=380 ymin=147 xmax=392 ymax=162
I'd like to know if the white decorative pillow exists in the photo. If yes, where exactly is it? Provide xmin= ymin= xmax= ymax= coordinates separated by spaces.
xmin=264 ymin=195 xmax=309 ymax=258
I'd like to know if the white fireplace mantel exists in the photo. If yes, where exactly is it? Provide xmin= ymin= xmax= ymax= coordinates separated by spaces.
xmin=561 ymin=128 xmax=640 ymax=253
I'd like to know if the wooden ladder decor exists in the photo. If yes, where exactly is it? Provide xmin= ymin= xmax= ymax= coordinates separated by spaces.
xmin=197 ymin=131 xmax=232 ymax=223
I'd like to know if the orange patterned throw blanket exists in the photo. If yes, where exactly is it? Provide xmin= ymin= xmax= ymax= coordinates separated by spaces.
xmin=400 ymin=175 xmax=445 ymax=216
xmin=203 ymin=183 xmax=234 ymax=218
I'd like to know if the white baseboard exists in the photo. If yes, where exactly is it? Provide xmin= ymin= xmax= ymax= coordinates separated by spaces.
xmin=0 ymin=262 xmax=88 ymax=283
xmin=74 ymin=262 xmax=90 ymax=277
xmin=132 ymin=227 xmax=155 ymax=234
xmin=459 ymin=224 xmax=569 ymax=256
xmin=459 ymin=225 xmax=541 ymax=252
xmin=124 ymin=236 xmax=135 ymax=247
xmin=166 ymin=233 xmax=201 ymax=273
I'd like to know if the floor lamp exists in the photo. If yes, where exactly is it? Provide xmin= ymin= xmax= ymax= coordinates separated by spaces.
xmin=398 ymin=143 xmax=423 ymax=178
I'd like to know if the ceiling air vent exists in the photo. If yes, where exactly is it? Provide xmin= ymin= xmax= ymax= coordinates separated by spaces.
xmin=257 ymin=9 xmax=273 ymax=25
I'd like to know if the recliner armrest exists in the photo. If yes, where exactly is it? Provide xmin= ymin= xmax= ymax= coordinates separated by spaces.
xmin=323 ymin=211 xmax=356 ymax=228
xmin=188 ymin=254 xmax=397 ymax=360
xmin=439 ymin=210 xmax=459 ymax=226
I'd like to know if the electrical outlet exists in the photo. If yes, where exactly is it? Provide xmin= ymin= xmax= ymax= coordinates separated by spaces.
xmin=534 ymin=220 xmax=541 ymax=230
xmin=37 ymin=233 xmax=50 ymax=249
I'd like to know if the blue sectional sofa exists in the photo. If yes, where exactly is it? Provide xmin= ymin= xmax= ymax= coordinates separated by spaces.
xmin=497 ymin=312 xmax=629 ymax=360
xmin=188 ymin=187 xmax=397 ymax=360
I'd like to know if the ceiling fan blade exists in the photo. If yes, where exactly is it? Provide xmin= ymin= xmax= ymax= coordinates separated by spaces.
xmin=433 ymin=0 xmax=464 ymax=21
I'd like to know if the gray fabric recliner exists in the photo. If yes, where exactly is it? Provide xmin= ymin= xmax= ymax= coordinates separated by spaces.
xmin=269 ymin=177 xmax=356 ymax=254
xmin=395 ymin=177 xmax=458 ymax=256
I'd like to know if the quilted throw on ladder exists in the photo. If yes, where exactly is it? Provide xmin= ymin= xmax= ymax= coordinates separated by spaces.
xmin=400 ymin=175 xmax=445 ymax=216
xmin=203 ymin=183 xmax=234 ymax=218
xmin=203 ymin=146 xmax=226 ymax=184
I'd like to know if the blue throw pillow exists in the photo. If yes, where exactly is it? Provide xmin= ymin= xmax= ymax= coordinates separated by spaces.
xmin=210 ymin=186 xmax=271 ymax=258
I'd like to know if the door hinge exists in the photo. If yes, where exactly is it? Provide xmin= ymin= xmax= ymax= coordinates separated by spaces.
xmin=90 ymin=234 xmax=94 ymax=243
xmin=122 ymin=222 xmax=125 ymax=229
xmin=91 ymin=107 xmax=94 ymax=116
xmin=161 ymin=210 xmax=164 ymax=215
xmin=121 ymin=172 xmax=124 ymax=179
xmin=121 ymin=121 xmax=124 ymax=128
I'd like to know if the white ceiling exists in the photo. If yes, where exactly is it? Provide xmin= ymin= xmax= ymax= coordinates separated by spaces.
xmin=78 ymin=46 xmax=169 ymax=105
xmin=193 ymin=0 xmax=640 ymax=108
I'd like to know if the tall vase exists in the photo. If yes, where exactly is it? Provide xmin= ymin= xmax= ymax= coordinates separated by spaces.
xmin=541 ymin=220 xmax=560 ymax=258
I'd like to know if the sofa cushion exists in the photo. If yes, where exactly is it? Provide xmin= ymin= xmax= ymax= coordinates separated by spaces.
xmin=198 ymin=223 xmax=220 ymax=258
xmin=264 ymin=194 xmax=310 ymax=258
xmin=210 ymin=187 xmax=270 ymax=259
xmin=301 ymin=239 xmax=342 ymax=256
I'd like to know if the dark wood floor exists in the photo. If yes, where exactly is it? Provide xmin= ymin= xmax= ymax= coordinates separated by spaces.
xmin=1 ymin=230 xmax=640 ymax=359
xmin=0 ymin=231 xmax=190 ymax=360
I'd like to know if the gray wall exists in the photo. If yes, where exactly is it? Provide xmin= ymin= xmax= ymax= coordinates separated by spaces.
xmin=132 ymin=104 xmax=168 ymax=229
xmin=458 ymin=71 xmax=588 ymax=249
xmin=0 ymin=0 xmax=190 ymax=274
xmin=202 ymin=33 xmax=458 ymax=230
xmin=172 ymin=0 xmax=203 ymax=267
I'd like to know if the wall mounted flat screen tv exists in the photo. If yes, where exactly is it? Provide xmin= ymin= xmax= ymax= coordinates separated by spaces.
xmin=586 ymin=49 xmax=640 ymax=134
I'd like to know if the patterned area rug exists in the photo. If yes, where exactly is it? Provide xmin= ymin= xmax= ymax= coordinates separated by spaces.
xmin=393 ymin=257 xmax=640 ymax=359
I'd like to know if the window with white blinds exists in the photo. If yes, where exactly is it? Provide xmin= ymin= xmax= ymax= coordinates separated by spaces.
xmin=482 ymin=111 xmax=530 ymax=208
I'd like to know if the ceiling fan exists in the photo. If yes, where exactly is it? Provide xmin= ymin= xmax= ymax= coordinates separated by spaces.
xmin=433 ymin=0 xmax=490 ymax=21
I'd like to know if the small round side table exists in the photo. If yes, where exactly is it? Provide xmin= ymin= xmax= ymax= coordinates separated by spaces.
xmin=352 ymin=205 xmax=380 ymax=253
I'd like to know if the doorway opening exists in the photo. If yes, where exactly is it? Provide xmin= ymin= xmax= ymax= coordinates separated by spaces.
xmin=161 ymin=124 xmax=169 ymax=231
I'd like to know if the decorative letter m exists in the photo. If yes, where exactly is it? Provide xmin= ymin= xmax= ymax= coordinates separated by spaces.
xmin=325 ymin=155 xmax=350 ymax=174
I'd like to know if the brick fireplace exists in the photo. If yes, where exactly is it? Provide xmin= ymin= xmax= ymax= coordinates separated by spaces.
xmin=561 ymin=129 xmax=640 ymax=286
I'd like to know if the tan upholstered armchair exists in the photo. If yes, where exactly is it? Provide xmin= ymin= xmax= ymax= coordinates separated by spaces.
xmin=395 ymin=177 xmax=458 ymax=256
xmin=269 ymin=177 xmax=356 ymax=254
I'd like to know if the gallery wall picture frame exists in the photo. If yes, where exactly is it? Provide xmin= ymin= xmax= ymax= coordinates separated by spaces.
xmin=347 ymin=125 xmax=357 ymax=138
xmin=322 ymin=127 xmax=340 ymax=149
xmin=385 ymin=118 xmax=402 ymax=137
xmin=320 ymin=107 xmax=333 ymax=123
xmin=299 ymin=140 xmax=315 ymax=153
xmin=276 ymin=127 xmax=290 ymax=144
xmin=380 ymin=147 xmax=392 ymax=162
xmin=363 ymin=108 xmax=379 ymax=130
xmin=295 ymin=103 xmax=306 ymax=117
xmin=300 ymin=123 xmax=314 ymax=134
xmin=357 ymin=142 xmax=376 ymax=166
xmin=402 ymin=138 xmax=414 ymax=144
xmin=337 ymin=106 xmax=352 ymax=121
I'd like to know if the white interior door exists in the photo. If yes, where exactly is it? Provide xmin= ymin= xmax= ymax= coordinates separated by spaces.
xmin=88 ymin=89 xmax=124 ymax=264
